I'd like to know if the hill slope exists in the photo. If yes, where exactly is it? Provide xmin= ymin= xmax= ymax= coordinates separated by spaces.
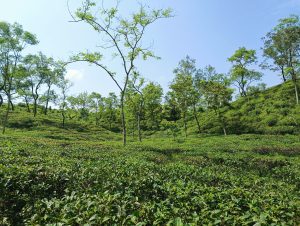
xmin=197 ymin=81 xmax=300 ymax=135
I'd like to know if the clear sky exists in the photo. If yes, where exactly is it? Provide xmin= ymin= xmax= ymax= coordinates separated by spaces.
xmin=0 ymin=0 xmax=299 ymax=96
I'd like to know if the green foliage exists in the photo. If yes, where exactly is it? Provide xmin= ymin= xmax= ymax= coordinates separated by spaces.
xmin=262 ymin=14 xmax=300 ymax=104
xmin=70 ymin=0 xmax=172 ymax=145
xmin=0 ymin=131 xmax=299 ymax=225
xmin=142 ymin=82 xmax=163 ymax=130
xmin=228 ymin=47 xmax=262 ymax=97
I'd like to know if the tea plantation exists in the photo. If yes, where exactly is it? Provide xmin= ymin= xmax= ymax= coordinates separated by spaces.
xmin=0 ymin=130 xmax=299 ymax=225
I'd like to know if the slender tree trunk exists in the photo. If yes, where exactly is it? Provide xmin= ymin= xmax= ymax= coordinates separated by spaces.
xmin=242 ymin=88 xmax=247 ymax=97
xmin=281 ymin=67 xmax=286 ymax=82
xmin=137 ymin=112 xmax=142 ymax=142
xmin=33 ymin=98 xmax=38 ymax=117
xmin=62 ymin=111 xmax=65 ymax=128
xmin=0 ymin=94 xmax=3 ymax=108
xmin=294 ymin=81 xmax=299 ymax=105
xmin=183 ymin=111 xmax=187 ymax=138
xmin=25 ymin=97 xmax=31 ymax=112
xmin=289 ymin=52 xmax=298 ymax=105
xmin=95 ymin=111 xmax=99 ymax=125
xmin=216 ymin=109 xmax=227 ymax=136
xmin=193 ymin=104 xmax=201 ymax=134
xmin=132 ymin=120 xmax=135 ymax=139
xmin=44 ymin=86 xmax=51 ymax=115
xmin=10 ymin=100 xmax=14 ymax=111
xmin=2 ymin=94 xmax=11 ymax=134
xmin=223 ymin=126 xmax=227 ymax=136
xmin=120 ymin=92 xmax=127 ymax=146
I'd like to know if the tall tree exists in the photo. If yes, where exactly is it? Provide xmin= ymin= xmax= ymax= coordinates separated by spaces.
xmin=0 ymin=22 xmax=38 ymax=133
xmin=262 ymin=15 xmax=300 ymax=104
xmin=43 ymin=60 xmax=64 ymax=115
xmin=169 ymin=56 xmax=198 ymax=137
xmin=126 ymin=72 xmax=145 ymax=142
xmin=15 ymin=67 xmax=32 ymax=112
xmin=58 ymin=78 xmax=72 ymax=128
xmin=200 ymin=74 xmax=233 ymax=136
xmin=228 ymin=47 xmax=262 ymax=97
xmin=23 ymin=53 xmax=52 ymax=117
xmin=173 ymin=56 xmax=202 ymax=134
xmin=103 ymin=92 xmax=119 ymax=131
xmin=69 ymin=0 xmax=172 ymax=145
xmin=67 ymin=92 xmax=90 ymax=120
xmin=0 ymin=69 xmax=4 ymax=108
xmin=143 ymin=82 xmax=163 ymax=131
xmin=88 ymin=92 xmax=104 ymax=126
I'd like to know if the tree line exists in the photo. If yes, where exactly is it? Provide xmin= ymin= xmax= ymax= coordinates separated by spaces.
xmin=0 ymin=0 xmax=299 ymax=145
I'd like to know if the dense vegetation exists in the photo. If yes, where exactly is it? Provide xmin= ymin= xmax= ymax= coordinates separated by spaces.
xmin=1 ymin=0 xmax=300 ymax=225
xmin=0 ymin=124 xmax=299 ymax=225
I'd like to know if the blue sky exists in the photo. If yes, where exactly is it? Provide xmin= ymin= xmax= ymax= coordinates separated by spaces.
xmin=0 ymin=0 xmax=299 ymax=96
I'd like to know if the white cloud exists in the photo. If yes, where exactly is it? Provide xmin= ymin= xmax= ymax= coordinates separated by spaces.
xmin=65 ymin=69 xmax=84 ymax=81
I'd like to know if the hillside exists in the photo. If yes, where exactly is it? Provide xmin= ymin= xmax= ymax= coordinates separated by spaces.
xmin=1 ymin=80 xmax=299 ymax=139
xmin=196 ymin=81 xmax=300 ymax=135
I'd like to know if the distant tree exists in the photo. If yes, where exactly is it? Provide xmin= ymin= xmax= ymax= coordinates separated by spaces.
xmin=174 ymin=56 xmax=202 ymax=134
xmin=200 ymin=74 xmax=233 ymax=136
xmin=0 ymin=21 xmax=38 ymax=133
xmin=126 ymin=72 xmax=145 ymax=142
xmin=69 ymin=0 xmax=172 ymax=145
xmin=0 ymin=72 xmax=3 ymax=108
xmin=15 ymin=68 xmax=32 ymax=112
xmin=68 ymin=92 xmax=90 ymax=120
xmin=247 ymin=83 xmax=267 ymax=95
xmin=23 ymin=53 xmax=52 ymax=117
xmin=58 ymin=78 xmax=72 ymax=128
xmin=160 ymin=119 xmax=180 ymax=141
xmin=262 ymin=15 xmax=300 ymax=104
xmin=143 ymin=82 xmax=163 ymax=131
xmin=88 ymin=92 xmax=104 ymax=126
xmin=169 ymin=56 xmax=199 ymax=137
xmin=43 ymin=60 xmax=64 ymax=115
xmin=163 ymin=93 xmax=181 ymax=123
xmin=228 ymin=47 xmax=262 ymax=97
xmin=103 ymin=92 xmax=119 ymax=131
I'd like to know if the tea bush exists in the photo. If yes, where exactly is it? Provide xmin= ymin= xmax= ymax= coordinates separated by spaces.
xmin=0 ymin=134 xmax=299 ymax=225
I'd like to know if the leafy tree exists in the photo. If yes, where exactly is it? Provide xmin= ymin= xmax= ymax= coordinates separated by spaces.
xmin=0 ymin=21 xmax=38 ymax=133
xmin=58 ymin=78 xmax=72 ymax=128
xmin=247 ymin=83 xmax=267 ymax=95
xmin=200 ymin=74 xmax=233 ymax=135
xmin=160 ymin=119 xmax=180 ymax=141
xmin=169 ymin=56 xmax=199 ymax=137
xmin=228 ymin=47 xmax=262 ymax=97
xmin=0 ymin=70 xmax=4 ymax=108
xmin=163 ymin=93 xmax=181 ymax=123
xmin=22 ymin=53 xmax=52 ymax=117
xmin=262 ymin=15 xmax=300 ymax=104
xmin=126 ymin=72 xmax=145 ymax=142
xmin=88 ymin=92 xmax=104 ymax=126
xmin=143 ymin=82 xmax=163 ymax=131
xmin=103 ymin=92 xmax=119 ymax=131
xmin=16 ymin=76 xmax=32 ymax=112
xmin=67 ymin=92 xmax=90 ymax=120
xmin=43 ymin=60 xmax=64 ymax=115
xmin=69 ymin=0 xmax=172 ymax=145
xmin=173 ymin=56 xmax=202 ymax=134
